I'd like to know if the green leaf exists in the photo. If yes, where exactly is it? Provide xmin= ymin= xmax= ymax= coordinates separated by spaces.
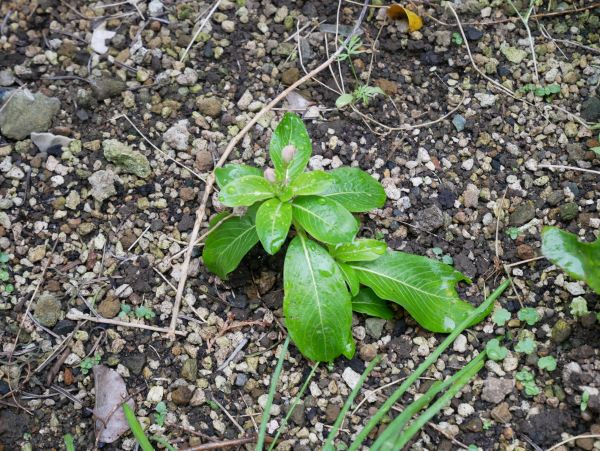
xmin=351 ymin=287 xmax=394 ymax=320
xmin=524 ymin=381 xmax=540 ymax=396
xmin=202 ymin=215 xmax=259 ymax=279
xmin=492 ymin=308 xmax=511 ymax=326
xmin=336 ymin=93 xmax=354 ymax=108
xmin=322 ymin=167 xmax=386 ymax=212
xmin=538 ymin=355 xmax=557 ymax=371
xmin=485 ymin=338 xmax=508 ymax=361
xmin=255 ymin=198 xmax=292 ymax=255
xmin=0 ymin=270 xmax=8 ymax=282
xmin=516 ymin=369 xmax=534 ymax=382
xmin=219 ymin=175 xmax=274 ymax=207
xmin=0 ymin=252 xmax=9 ymax=263
xmin=289 ymin=170 xmax=335 ymax=197
xmin=269 ymin=112 xmax=312 ymax=182
xmin=214 ymin=163 xmax=262 ymax=189
xmin=541 ymin=226 xmax=600 ymax=294
xmin=518 ymin=307 xmax=540 ymax=326
xmin=330 ymin=239 xmax=387 ymax=263
xmin=283 ymin=235 xmax=354 ymax=362
xmin=337 ymin=261 xmax=360 ymax=296
xmin=514 ymin=337 xmax=537 ymax=355
xmin=292 ymin=196 xmax=358 ymax=244
xmin=350 ymin=251 xmax=481 ymax=333
xmin=547 ymin=83 xmax=561 ymax=94
xmin=4 ymin=284 xmax=14 ymax=293
xmin=122 ymin=403 xmax=155 ymax=451
xmin=63 ymin=434 xmax=75 ymax=451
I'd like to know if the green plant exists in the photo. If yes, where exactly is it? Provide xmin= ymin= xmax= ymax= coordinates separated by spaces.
xmin=134 ymin=305 xmax=156 ymax=320
xmin=0 ymin=252 xmax=13 ymax=294
xmin=492 ymin=308 xmax=511 ymax=326
xmin=570 ymin=297 xmax=589 ymax=317
xmin=506 ymin=227 xmax=522 ymax=240
xmin=63 ymin=433 xmax=75 ymax=451
xmin=204 ymin=113 xmax=495 ymax=362
xmin=520 ymin=83 xmax=561 ymax=98
xmin=538 ymin=355 xmax=557 ymax=371
xmin=122 ymin=403 xmax=155 ymax=451
xmin=518 ymin=307 xmax=540 ymax=326
xmin=514 ymin=337 xmax=537 ymax=354
xmin=452 ymin=31 xmax=463 ymax=45
xmin=589 ymin=123 xmax=600 ymax=156
xmin=118 ymin=303 xmax=132 ymax=319
xmin=581 ymin=389 xmax=590 ymax=411
xmin=431 ymin=247 xmax=454 ymax=265
xmin=516 ymin=369 xmax=540 ymax=396
xmin=482 ymin=419 xmax=493 ymax=430
xmin=154 ymin=401 xmax=167 ymax=426
xmin=80 ymin=353 xmax=101 ymax=375
xmin=485 ymin=338 xmax=508 ymax=361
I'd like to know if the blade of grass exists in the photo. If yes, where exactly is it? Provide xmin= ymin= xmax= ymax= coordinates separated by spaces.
xmin=323 ymin=354 xmax=382 ymax=451
xmin=371 ymin=351 xmax=487 ymax=450
xmin=63 ymin=433 xmax=75 ymax=451
xmin=349 ymin=279 xmax=510 ymax=450
xmin=268 ymin=361 xmax=320 ymax=451
xmin=122 ymin=403 xmax=155 ymax=451
xmin=256 ymin=336 xmax=290 ymax=451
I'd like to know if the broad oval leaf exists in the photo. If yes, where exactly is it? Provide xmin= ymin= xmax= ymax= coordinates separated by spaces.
xmin=336 ymin=93 xmax=354 ymax=108
xmin=283 ymin=235 xmax=354 ymax=362
xmin=352 ymin=287 xmax=394 ymax=320
xmin=322 ymin=167 xmax=386 ymax=212
xmin=292 ymin=196 xmax=358 ymax=244
xmin=541 ymin=226 xmax=600 ymax=294
xmin=330 ymin=239 xmax=387 ymax=262
xmin=202 ymin=215 xmax=258 ymax=279
xmin=351 ymin=251 xmax=479 ymax=333
xmin=219 ymin=175 xmax=275 ymax=207
xmin=255 ymin=198 xmax=292 ymax=255
xmin=215 ymin=163 xmax=262 ymax=189
xmin=337 ymin=261 xmax=360 ymax=296
xmin=290 ymin=170 xmax=335 ymax=197
xmin=269 ymin=112 xmax=312 ymax=182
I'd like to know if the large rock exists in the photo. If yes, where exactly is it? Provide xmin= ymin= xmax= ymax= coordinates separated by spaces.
xmin=0 ymin=90 xmax=60 ymax=140
xmin=102 ymin=139 xmax=151 ymax=178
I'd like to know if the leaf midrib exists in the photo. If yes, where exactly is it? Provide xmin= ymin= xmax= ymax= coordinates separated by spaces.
xmin=218 ymin=224 xmax=256 ymax=261
xmin=292 ymin=202 xmax=334 ymax=228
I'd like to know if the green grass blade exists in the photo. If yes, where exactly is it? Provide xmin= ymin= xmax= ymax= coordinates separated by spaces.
xmin=122 ymin=403 xmax=155 ymax=451
xmin=323 ymin=355 xmax=382 ymax=451
xmin=63 ymin=433 xmax=75 ymax=451
xmin=268 ymin=362 xmax=319 ymax=451
xmin=256 ymin=336 xmax=290 ymax=451
xmin=371 ymin=352 xmax=487 ymax=450
xmin=349 ymin=279 xmax=510 ymax=450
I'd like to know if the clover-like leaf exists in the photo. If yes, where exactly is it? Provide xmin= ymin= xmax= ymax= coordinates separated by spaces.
xmin=515 ymin=369 xmax=534 ymax=382
xmin=485 ymin=338 xmax=508 ymax=361
xmin=322 ymin=167 xmax=386 ymax=212
xmin=255 ymin=198 xmax=292 ymax=255
xmin=518 ymin=307 xmax=540 ymax=326
xmin=350 ymin=251 xmax=483 ymax=333
xmin=214 ymin=163 xmax=262 ymax=189
xmin=269 ymin=112 xmax=312 ymax=183
xmin=524 ymin=382 xmax=541 ymax=396
xmin=202 ymin=214 xmax=259 ymax=279
xmin=351 ymin=287 xmax=394 ymax=320
xmin=492 ymin=308 xmax=511 ymax=326
xmin=219 ymin=175 xmax=275 ymax=207
xmin=537 ymin=355 xmax=557 ymax=372
xmin=541 ymin=226 xmax=600 ymax=294
xmin=292 ymin=196 xmax=358 ymax=244
xmin=514 ymin=337 xmax=537 ymax=355
xmin=330 ymin=239 xmax=387 ymax=263
xmin=283 ymin=234 xmax=354 ymax=362
xmin=289 ymin=170 xmax=335 ymax=197
xmin=337 ymin=261 xmax=360 ymax=296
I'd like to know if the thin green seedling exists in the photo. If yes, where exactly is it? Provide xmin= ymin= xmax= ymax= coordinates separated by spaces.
xmin=63 ymin=433 xmax=75 ymax=451
xmin=268 ymin=362 xmax=319 ymax=451
xmin=323 ymin=355 xmax=382 ymax=450
xmin=348 ymin=279 xmax=511 ymax=450
xmin=371 ymin=352 xmax=486 ymax=450
xmin=256 ymin=336 xmax=290 ymax=451
xmin=122 ymin=403 xmax=155 ymax=451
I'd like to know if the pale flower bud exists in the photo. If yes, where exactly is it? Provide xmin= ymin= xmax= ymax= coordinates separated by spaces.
xmin=264 ymin=168 xmax=276 ymax=182
xmin=281 ymin=144 xmax=297 ymax=164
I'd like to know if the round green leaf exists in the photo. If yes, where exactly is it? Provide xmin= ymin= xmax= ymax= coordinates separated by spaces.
xmin=269 ymin=112 xmax=312 ymax=183
xmin=255 ymin=198 xmax=292 ymax=255
xmin=352 ymin=287 xmax=394 ymax=320
xmin=292 ymin=196 xmax=358 ymax=244
xmin=283 ymin=235 xmax=354 ymax=362
xmin=219 ymin=175 xmax=275 ymax=207
xmin=321 ymin=167 xmax=386 ymax=212
xmin=214 ymin=163 xmax=262 ymax=189
xmin=330 ymin=239 xmax=386 ymax=262
xmin=289 ymin=170 xmax=335 ymax=197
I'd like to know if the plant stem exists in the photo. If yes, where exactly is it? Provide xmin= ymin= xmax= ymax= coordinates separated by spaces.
xmin=122 ymin=403 xmax=155 ymax=451
xmin=348 ymin=279 xmax=511 ymax=450
xmin=256 ymin=336 xmax=290 ymax=451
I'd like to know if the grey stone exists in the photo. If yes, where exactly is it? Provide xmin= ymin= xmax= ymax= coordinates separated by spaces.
xmin=181 ymin=358 xmax=198 ymax=382
xmin=235 ymin=373 xmax=248 ymax=387
xmin=89 ymin=77 xmax=126 ymax=100
xmin=287 ymin=401 xmax=305 ymax=427
xmin=88 ymin=170 xmax=117 ymax=203
xmin=0 ymin=90 xmax=60 ymax=140
xmin=123 ymin=353 xmax=146 ymax=375
xmin=34 ymin=293 xmax=62 ymax=327
xmin=365 ymin=318 xmax=386 ymax=339
xmin=162 ymin=120 xmax=190 ymax=151
xmin=559 ymin=202 xmax=578 ymax=221
xmin=102 ymin=139 xmax=151 ymax=178
xmin=509 ymin=202 xmax=535 ymax=226
xmin=0 ymin=70 xmax=15 ymax=87
xmin=481 ymin=377 xmax=514 ymax=404
xmin=581 ymin=97 xmax=600 ymax=122
xmin=415 ymin=205 xmax=444 ymax=231
xmin=452 ymin=114 xmax=466 ymax=132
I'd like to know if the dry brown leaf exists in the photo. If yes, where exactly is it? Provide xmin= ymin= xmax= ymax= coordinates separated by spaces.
xmin=93 ymin=365 xmax=135 ymax=443
xmin=387 ymin=4 xmax=423 ymax=32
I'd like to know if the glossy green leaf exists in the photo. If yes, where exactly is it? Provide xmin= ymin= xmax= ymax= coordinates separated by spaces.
xmin=292 ymin=196 xmax=358 ymax=244
xmin=219 ymin=175 xmax=275 ymax=207
xmin=321 ymin=167 xmax=386 ymax=212
xmin=269 ymin=112 xmax=312 ymax=182
xmin=541 ymin=226 xmax=600 ymax=294
xmin=351 ymin=287 xmax=394 ymax=320
xmin=350 ymin=251 xmax=481 ymax=333
xmin=289 ymin=170 xmax=335 ymax=197
xmin=283 ymin=235 xmax=354 ymax=362
xmin=330 ymin=239 xmax=387 ymax=262
xmin=255 ymin=198 xmax=292 ymax=255
xmin=337 ymin=261 xmax=360 ymax=296
xmin=202 ymin=215 xmax=258 ymax=279
xmin=214 ymin=163 xmax=262 ymax=189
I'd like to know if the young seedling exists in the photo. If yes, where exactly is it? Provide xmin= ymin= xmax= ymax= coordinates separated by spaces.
xmin=516 ymin=369 xmax=540 ymax=396
xmin=204 ymin=113 xmax=502 ymax=362
xmin=118 ymin=303 xmax=132 ymax=319
xmin=514 ymin=337 xmax=537 ymax=355
xmin=492 ymin=308 xmax=511 ymax=327
xmin=80 ymin=353 xmax=101 ymax=375
xmin=154 ymin=401 xmax=167 ymax=426
xmin=485 ymin=338 xmax=508 ymax=361
xmin=518 ymin=307 xmax=540 ymax=326
xmin=134 ymin=306 xmax=156 ymax=320
xmin=581 ymin=390 xmax=590 ymax=411
xmin=537 ymin=355 xmax=557 ymax=372
xmin=506 ymin=227 xmax=522 ymax=240
xmin=0 ymin=251 xmax=13 ymax=294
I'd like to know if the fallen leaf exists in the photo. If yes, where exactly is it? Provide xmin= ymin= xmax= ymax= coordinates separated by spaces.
xmin=30 ymin=132 xmax=73 ymax=153
xmin=93 ymin=365 xmax=135 ymax=443
xmin=90 ymin=22 xmax=116 ymax=54
xmin=387 ymin=4 xmax=423 ymax=32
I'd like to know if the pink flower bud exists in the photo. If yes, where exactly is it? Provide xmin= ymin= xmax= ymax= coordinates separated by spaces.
xmin=264 ymin=168 xmax=276 ymax=182
xmin=281 ymin=144 xmax=297 ymax=164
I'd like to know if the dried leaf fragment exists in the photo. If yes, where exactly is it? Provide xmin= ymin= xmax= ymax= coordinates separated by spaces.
xmin=387 ymin=4 xmax=423 ymax=32
xmin=93 ymin=365 xmax=135 ymax=443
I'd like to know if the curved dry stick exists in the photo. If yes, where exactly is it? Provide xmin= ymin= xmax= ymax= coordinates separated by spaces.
xmin=166 ymin=0 xmax=372 ymax=339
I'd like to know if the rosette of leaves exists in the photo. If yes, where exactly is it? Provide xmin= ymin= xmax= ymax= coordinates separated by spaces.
xmin=203 ymin=113 xmax=491 ymax=362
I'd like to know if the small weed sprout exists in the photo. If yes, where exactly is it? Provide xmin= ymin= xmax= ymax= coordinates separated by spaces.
xmin=80 ymin=353 xmax=101 ymax=375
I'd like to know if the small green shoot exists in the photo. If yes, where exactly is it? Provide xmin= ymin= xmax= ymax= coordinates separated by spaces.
xmin=63 ymin=434 xmax=75 ymax=451
xmin=581 ymin=390 xmax=590 ymax=411
xmin=452 ymin=32 xmax=463 ymax=45
xmin=122 ymin=403 xmax=155 ymax=451
xmin=485 ymin=339 xmax=508 ymax=361
xmin=0 ymin=251 xmax=13 ymax=294
xmin=431 ymin=247 xmax=454 ymax=265
xmin=80 ymin=353 xmax=101 ymax=375
xmin=537 ymin=355 xmax=557 ymax=372
xmin=519 ymin=83 xmax=561 ymax=99
xmin=337 ymin=35 xmax=364 ymax=61
xmin=336 ymin=85 xmax=384 ymax=108
xmin=135 ymin=306 xmax=156 ymax=320
xmin=514 ymin=337 xmax=536 ymax=355
xmin=518 ymin=307 xmax=540 ymax=326
xmin=154 ymin=401 xmax=167 ymax=426
xmin=119 ymin=304 xmax=132 ymax=319
xmin=482 ymin=419 xmax=493 ymax=430
xmin=516 ymin=369 xmax=540 ymax=396
xmin=506 ymin=227 xmax=522 ymax=240
xmin=492 ymin=308 xmax=511 ymax=326
xmin=468 ymin=445 xmax=478 ymax=451
xmin=570 ymin=297 xmax=589 ymax=317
